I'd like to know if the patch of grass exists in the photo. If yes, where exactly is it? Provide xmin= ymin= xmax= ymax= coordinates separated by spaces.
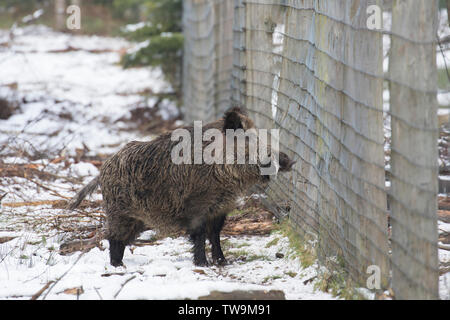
xmin=46 ymin=251 xmax=56 ymax=266
xmin=438 ymin=68 xmax=450 ymax=92
xmin=245 ymin=254 xmax=269 ymax=262
xmin=285 ymin=271 xmax=297 ymax=278
xmin=219 ymin=238 xmax=233 ymax=251
xmin=226 ymin=249 xmax=249 ymax=258
xmin=274 ymin=219 xmax=365 ymax=300
xmin=273 ymin=220 xmax=316 ymax=268
xmin=265 ymin=237 xmax=280 ymax=248
xmin=313 ymin=270 xmax=364 ymax=300
xmin=225 ymin=249 xmax=268 ymax=263
xmin=26 ymin=235 xmax=47 ymax=247
xmin=262 ymin=275 xmax=282 ymax=283
xmin=235 ymin=242 xmax=250 ymax=249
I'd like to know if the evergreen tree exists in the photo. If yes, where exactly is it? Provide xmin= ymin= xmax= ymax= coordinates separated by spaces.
xmin=117 ymin=0 xmax=183 ymax=101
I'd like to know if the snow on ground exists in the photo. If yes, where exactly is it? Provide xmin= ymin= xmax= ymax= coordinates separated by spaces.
xmin=0 ymin=230 xmax=333 ymax=300
xmin=0 ymin=24 xmax=174 ymax=157
xmin=0 ymin=25 xmax=335 ymax=300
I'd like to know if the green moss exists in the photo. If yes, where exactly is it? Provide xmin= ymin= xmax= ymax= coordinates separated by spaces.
xmin=313 ymin=270 xmax=364 ymax=300
xmin=285 ymin=271 xmax=297 ymax=278
xmin=273 ymin=220 xmax=316 ymax=268
xmin=235 ymin=242 xmax=250 ymax=249
xmin=225 ymin=249 xmax=268 ymax=263
xmin=262 ymin=275 xmax=282 ymax=283
xmin=438 ymin=68 xmax=450 ymax=100
xmin=274 ymin=219 xmax=364 ymax=300
xmin=265 ymin=237 xmax=280 ymax=248
xmin=219 ymin=238 xmax=233 ymax=251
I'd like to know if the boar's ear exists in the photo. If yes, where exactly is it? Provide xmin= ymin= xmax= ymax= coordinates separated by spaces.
xmin=223 ymin=108 xmax=244 ymax=131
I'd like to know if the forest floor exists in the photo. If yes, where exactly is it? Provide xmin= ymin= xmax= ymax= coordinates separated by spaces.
xmin=0 ymin=24 xmax=337 ymax=300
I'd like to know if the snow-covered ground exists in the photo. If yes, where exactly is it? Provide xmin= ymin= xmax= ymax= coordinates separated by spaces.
xmin=0 ymin=25 xmax=177 ymax=157
xmin=0 ymin=25 xmax=335 ymax=300
xmin=0 ymin=230 xmax=333 ymax=300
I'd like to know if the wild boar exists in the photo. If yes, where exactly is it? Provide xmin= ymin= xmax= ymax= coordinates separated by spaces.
xmin=68 ymin=107 xmax=295 ymax=267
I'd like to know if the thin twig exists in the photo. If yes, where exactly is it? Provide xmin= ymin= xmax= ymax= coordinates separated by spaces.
xmin=94 ymin=287 xmax=103 ymax=300
xmin=30 ymin=281 xmax=54 ymax=300
xmin=41 ymin=251 xmax=86 ymax=300
xmin=113 ymin=275 xmax=137 ymax=299
xmin=22 ymin=176 xmax=71 ymax=199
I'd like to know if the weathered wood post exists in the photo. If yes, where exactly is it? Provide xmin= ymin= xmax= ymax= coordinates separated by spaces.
xmin=55 ymin=0 xmax=66 ymax=31
xmin=389 ymin=0 xmax=439 ymax=299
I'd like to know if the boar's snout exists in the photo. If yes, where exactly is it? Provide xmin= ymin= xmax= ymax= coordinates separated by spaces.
xmin=279 ymin=152 xmax=296 ymax=172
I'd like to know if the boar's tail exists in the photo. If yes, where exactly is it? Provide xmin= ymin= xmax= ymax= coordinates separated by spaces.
xmin=66 ymin=176 xmax=100 ymax=210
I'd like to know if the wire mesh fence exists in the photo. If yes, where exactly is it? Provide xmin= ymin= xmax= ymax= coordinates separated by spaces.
xmin=182 ymin=0 xmax=234 ymax=123
xmin=182 ymin=0 xmax=441 ymax=299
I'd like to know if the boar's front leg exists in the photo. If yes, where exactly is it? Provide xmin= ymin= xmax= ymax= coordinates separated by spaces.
xmin=207 ymin=214 xmax=227 ymax=265
xmin=109 ymin=239 xmax=126 ymax=267
xmin=188 ymin=220 xmax=208 ymax=266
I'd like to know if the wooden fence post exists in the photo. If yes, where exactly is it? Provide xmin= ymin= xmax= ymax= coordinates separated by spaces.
xmin=389 ymin=0 xmax=439 ymax=299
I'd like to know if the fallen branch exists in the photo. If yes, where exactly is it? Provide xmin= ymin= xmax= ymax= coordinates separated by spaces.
xmin=113 ymin=275 xmax=137 ymax=299
xmin=30 ymin=281 xmax=54 ymax=300
xmin=438 ymin=243 xmax=450 ymax=251
xmin=2 ymin=200 xmax=67 ymax=208
xmin=59 ymin=230 xmax=105 ymax=256
xmin=0 ymin=236 xmax=16 ymax=244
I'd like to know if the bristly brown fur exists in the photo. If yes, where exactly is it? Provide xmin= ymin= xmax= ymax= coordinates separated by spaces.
xmin=67 ymin=107 xmax=295 ymax=267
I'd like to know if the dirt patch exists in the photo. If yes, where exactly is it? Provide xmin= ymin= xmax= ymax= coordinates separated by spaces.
xmin=223 ymin=210 xmax=275 ymax=236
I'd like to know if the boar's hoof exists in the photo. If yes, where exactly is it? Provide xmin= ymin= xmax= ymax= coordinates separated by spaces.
xmin=194 ymin=258 xmax=209 ymax=267
xmin=110 ymin=259 xmax=124 ymax=267
xmin=213 ymin=257 xmax=228 ymax=266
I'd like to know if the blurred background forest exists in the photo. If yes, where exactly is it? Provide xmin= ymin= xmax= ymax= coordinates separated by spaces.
xmin=1 ymin=0 xmax=449 ymax=107
xmin=0 ymin=0 xmax=183 ymax=100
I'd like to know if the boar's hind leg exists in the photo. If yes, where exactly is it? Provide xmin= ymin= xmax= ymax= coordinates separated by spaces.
xmin=106 ymin=213 xmax=145 ymax=267
xmin=207 ymin=215 xmax=227 ymax=265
